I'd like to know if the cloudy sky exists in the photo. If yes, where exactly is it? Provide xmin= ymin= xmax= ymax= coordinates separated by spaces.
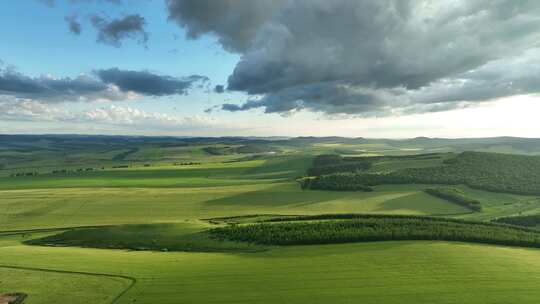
xmin=1 ymin=0 xmax=539 ymax=138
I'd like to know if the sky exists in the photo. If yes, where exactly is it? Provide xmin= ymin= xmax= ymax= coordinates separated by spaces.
xmin=0 ymin=0 xmax=539 ymax=138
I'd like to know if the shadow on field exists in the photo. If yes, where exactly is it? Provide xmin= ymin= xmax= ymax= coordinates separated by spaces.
xmin=245 ymin=241 xmax=419 ymax=259
xmin=204 ymin=183 xmax=339 ymax=208
xmin=373 ymin=191 xmax=472 ymax=216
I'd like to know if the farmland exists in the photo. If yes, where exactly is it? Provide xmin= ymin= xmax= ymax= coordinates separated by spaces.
xmin=3 ymin=135 xmax=540 ymax=303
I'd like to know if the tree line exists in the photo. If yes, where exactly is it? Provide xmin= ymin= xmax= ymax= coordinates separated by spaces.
xmin=302 ymin=152 xmax=540 ymax=195
xmin=210 ymin=214 xmax=540 ymax=248
xmin=493 ymin=215 xmax=540 ymax=228
xmin=306 ymin=154 xmax=372 ymax=180
xmin=301 ymin=174 xmax=374 ymax=191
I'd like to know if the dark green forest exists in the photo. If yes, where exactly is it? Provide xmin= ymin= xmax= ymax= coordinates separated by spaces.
xmin=210 ymin=215 xmax=540 ymax=248
xmin=303 ymin=152 xmax=540 ymax=195
xmin=493 ymin=215 xmax=540 ymax=228
xmin=306 ymin=154 xmax=371 ymax=176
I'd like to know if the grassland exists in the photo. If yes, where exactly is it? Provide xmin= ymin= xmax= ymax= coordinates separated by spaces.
xmin=424 ymin=187 xmax=482 ymax=211
xmin=0 ymin=261 xmax=132 ymax=304
xmin=26 ymin=222 xmax=265 ymax=253
xmin=4 ymin=136 xmax=540 ymax=303
xmin=4 ymin=236 xmax=540 ymax=303
xmin=0 ymin=183 xmax=477 ymax=231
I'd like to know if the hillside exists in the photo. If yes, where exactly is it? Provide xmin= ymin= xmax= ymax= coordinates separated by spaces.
xmin=303 ymin=152 xmax=540 ymax=195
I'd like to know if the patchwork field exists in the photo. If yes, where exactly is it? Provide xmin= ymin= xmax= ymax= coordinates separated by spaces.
xmin=3 ymin=136 xmax=540 ymax=303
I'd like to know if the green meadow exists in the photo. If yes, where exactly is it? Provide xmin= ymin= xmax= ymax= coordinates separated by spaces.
xmin=3 ymin=135 xmax=540 ymax=303
xmin=4 ymin=237 xmax=540 ymax=304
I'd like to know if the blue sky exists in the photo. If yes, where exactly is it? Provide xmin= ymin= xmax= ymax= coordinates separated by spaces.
xmin=0 ymin=0 xmax=251 ymax=135
xmin=0 ymin=0 xmax=237 ymax=107
xmin=1 ymin=1 xmax=235 ymax=78
xmin=0 ymin=0 xmax=539 ymax=138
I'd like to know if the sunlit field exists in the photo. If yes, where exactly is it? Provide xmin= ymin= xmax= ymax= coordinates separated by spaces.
xmin=3 ymin=136 xmax=540 ymax=303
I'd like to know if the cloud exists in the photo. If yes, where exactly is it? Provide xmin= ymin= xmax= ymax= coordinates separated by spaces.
xmin=65 ymin=15 xmax=82 ymax=35
xmin=0 ymin=64 xmax=208 ymax=102
xmin=168 ymin=0 xmax=540 ymax=116
xmin=220 ymin=103 xmax=244 ymax=112
xmin=79 ymin=105 xmax=216 ymax=129
xmin=0 ymin=66 xmax=122 ymax=102
xmin=95 ymin=68 xmax=208 ymax=96
xmin=0 ymin=97 xmax=216 ymax=130
xmin=91 ymin=14 xmax=148 ymax=47
xmin=214 ymin=85 xmax=224 ymax=94
xmin=166 ymin=0 xmax=284 ymax=53
xmin=0 ymin=97 xmax=71 ymax=122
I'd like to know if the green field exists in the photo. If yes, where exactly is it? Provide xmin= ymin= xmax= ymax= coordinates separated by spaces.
xmin=4 ymin=237 xmax=540 ymax=303
xmin=3 ymin=136 xmax=540 ymax=303
xmin=0 ymin=183 xmax=478 ymax=231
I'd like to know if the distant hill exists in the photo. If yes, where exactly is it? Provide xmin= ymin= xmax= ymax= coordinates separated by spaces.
xmin=2 ymin=134 xmax=540 ymax=176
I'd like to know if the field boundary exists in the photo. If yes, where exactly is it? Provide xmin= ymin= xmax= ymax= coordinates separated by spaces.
xmin=0 ymin=265 xmax=136 ymax=304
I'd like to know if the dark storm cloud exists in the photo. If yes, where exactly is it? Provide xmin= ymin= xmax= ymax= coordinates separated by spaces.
xmin=220 ymin=103 xmax=244 ymax=112
xmin=0 ymin=67 xmax=109 ymax=101
xmin=95 ymin=68 xmax=208 ymax=96
xmin=166 ymin=0 xmax=284 ymax=52
xmin=91 ymin=14 xmax=148 ymax=47
xmin=221 ymin=82 xmax=386 ymax=115
xmin=0 ymin=64 xmax=208 ymax=102
xmin=168 ymin=0 xmax=540 ymax=116
xmin=65 ymin=15 xmax=82 ymax=35
xmin=214 ymin=85 xmax=224 ymax=94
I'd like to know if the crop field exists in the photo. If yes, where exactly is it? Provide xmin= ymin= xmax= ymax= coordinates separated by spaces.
xmin=3 ymin=136 xmax=540 ymax=303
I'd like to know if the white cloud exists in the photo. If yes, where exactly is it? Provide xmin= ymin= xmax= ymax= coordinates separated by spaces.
xmin=0 ymin=97 xmax=71 ymax=121
xmin=0 ymin=98 xmax=216 ymax=130
xmin=79 ymin=105 xmax=216 ymax=129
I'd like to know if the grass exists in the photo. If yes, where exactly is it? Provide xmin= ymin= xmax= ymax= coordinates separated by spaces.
xmin=424 ymin=187 xmax=482 ymax=211
xmin=26 ymin=222 xmax=265 ymax=253
xmin=0 ymin=183 xmax=472 ymax=231
xmin=4 ymin=237 xmax=540 ymax=303
xmin=0 ymin=160 xmax=272 ymax=190
xmin=0 ymin=155 xmax=313 ymax=190
xmin=0 ymin=265 xmax=131 ymax=304
xmin=4 ymin=139 xmax=540 ymax=303
xmin=450 ymin=185 xmax=540 ymax=221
